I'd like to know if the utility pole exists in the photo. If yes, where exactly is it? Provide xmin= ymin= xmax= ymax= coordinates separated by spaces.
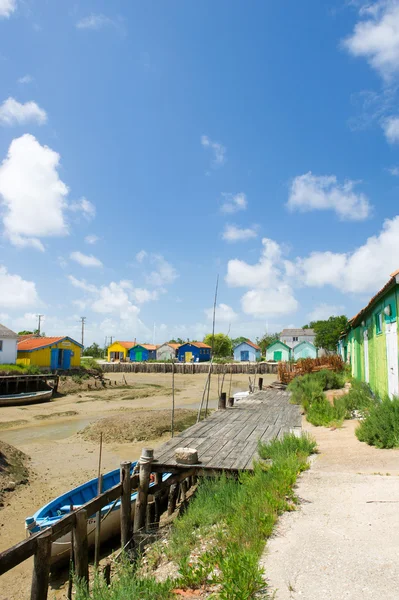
xmin=36 ymin=314 xmax=44 ymax=336
xmin=80 ymin=317 xmax=86 ymax=347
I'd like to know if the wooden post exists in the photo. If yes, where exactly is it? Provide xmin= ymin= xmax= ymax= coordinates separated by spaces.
xmin=258 ymin=377 xmax=263 ymax=390
xmin=73 ymin=510 xmax=89 ymax=588
xmin=103 ymin=561 xmax=111 ymax=586
xmin=167 ymin=483 xmax=179 ymax=515
xmin=94 ymin=473 xmax=103 ymax=567
xmin=153 ymin=495 xmax=161 ymax=529
xmin=146 ymin=500 xmax=156 ymax=531
xmin=228 ymin=396 xmax=234 ymax=407
xmin=120 ymin=461 xmax=132 ymax=550
xmin=133 ymin=449 xmax=153 ymax=532
xmin=155 ymin=472 xmax=162 ymax=486
xmin=218 ymin=391 xmax=227 ymax=410
xmin=30 ymin=530 xmax=52 ymax=600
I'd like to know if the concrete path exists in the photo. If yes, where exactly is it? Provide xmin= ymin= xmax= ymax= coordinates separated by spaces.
xmin=260 ymin=419 xmax=399 ymax=600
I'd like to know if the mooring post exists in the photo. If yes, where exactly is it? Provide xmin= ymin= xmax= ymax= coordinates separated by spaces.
xmin=120 ymin=461 xmax=132 ymax=550
xmin=133 ymin=448 xmax=153 ymax=532
xmin=258 ymin=377 xmax=263 ymax=390
xmin=218 ymin=391 xmax=227 ymax=410
xmin=94 ymin=473 xmax=103 ymax=567
xmin=228 ymin=396 xmax=234 ymax=407
xmin=73 ymin=510 xmax=89 ymax=588
xmin=103 ymin=561 xmax=111 ymax=586
xmin=167 ymin=483 xmax=179 ymax=515
xmin=30 ymin=530 xmax=52 ymax=600
xmin=146 ymin=500 xmax=156 ymax=531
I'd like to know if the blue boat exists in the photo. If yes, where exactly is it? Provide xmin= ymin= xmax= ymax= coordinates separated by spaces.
xmin=25 ymin=462 xmax=170 ymax=564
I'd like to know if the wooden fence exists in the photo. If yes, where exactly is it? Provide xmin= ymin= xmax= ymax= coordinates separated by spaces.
xmin=102 ymin=362 xmax=278 ymax=375
xmin=0 ymin=454 xmax=195 ymax=600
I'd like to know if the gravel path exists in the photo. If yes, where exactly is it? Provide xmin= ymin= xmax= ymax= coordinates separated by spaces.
xmin=260 ymin=419 xmax=399 ymax=600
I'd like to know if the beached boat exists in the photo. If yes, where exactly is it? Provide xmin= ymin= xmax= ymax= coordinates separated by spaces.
xmin=25 ymin=463 xmax=170 ymax=564
xmin=0 ymin=388 xmax=53 ymax=407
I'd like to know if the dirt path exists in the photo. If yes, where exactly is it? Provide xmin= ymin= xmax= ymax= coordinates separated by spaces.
xmin=260 ymin=419 xmax=399 ymax=600
xmin=0 ymin=372 xmax=276 ymax=600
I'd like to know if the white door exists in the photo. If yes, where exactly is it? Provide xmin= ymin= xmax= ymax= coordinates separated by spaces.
xmin=364 ymin=330 xmax=369 ymax=384
xmin=386 ymin=321 xmax=399 ymax=398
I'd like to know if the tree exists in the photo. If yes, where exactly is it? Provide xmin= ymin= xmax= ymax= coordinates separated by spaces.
xmin=231 ymin=336 xmax=248 ymax=348
xmin=306 ymin=315 xmax=348 ymax=352
xmin=83 ymin=342 xmax=103 ymax=358
xmin=256 ymin=332 xmax=280 ymax=355
xmin=18 ymin=330 xmax=33 ymax=335
xmin=203 ymin=333 xmax=232 ymax=357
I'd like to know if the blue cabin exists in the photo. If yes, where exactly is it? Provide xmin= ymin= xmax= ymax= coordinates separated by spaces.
xmin=129 ymin=344 xmax=158 ymax=362
xmin=292 ymin=341 xmax=317 ymax=360
xmin=233 ymin=340 xmax=261 ymax=362
xmin=177 ymin=342 xmax=211 ymax=363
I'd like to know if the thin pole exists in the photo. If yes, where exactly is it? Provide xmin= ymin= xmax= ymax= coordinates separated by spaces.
xmin=204 ymin=275 xmax=219 ymax=417
xmin=94 ymin=433 xmax=103 ymax=567
xmin=36 ymin=314 xmax=44 ymax=336
xmin=171 ymin=360 xmax=175 ymax=437
xmin=80 ymin=317 xmax=86 ymax=347
xmin=197 ymin=359 xmax=213 ymax=422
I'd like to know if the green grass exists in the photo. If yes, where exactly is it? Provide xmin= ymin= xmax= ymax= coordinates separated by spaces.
xmin=356 ymin=396 xmax=399 ymax=448
xmin=0 ymin=363 xmax=43 ymax=374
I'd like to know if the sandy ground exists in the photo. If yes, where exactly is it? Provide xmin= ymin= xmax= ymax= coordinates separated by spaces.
xmin=261 ymin=418 xmax=399 ymax=600
xmin=0 ymin=372 xmax=271 ymax=600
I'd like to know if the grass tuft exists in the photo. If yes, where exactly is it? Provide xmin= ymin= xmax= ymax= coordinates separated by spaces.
xmin=356 ymin=396 xmax=399 ymax=448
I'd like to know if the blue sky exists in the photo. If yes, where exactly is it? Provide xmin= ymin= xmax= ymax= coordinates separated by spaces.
xmin=1 ymin=0 xmax=399 ymax=346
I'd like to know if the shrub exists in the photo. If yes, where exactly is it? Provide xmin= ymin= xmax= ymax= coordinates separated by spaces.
xmin=356 ymin=397 xmax=399 ymax=448
xmin=258 ymin=432 xmax=317 ymax=461
xmin=344 ymin=380 xmax=376 ymax=415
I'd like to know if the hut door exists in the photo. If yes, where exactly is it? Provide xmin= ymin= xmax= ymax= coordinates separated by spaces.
xmin=363 ymin=330 xmax=369 ymax=384
xmin=62 ymin=350 xmax=72 ymax=369
xmin=185 ymin=352 xmax=193 ymax=363
xmin=241 ymin=351 xmax=249 ymax=361
xmin=274 ymin=351 xmax=282 ymax=361
xmin=136 ymin=351 xmax=142 ymax=362
xmin=50 ymin=349 xmax=58 ymax=370
xmin=386 ymin=322 xmax=398 ymax=398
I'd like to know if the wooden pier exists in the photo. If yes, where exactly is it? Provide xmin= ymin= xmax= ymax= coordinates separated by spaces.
xmin=152 ymin=388 xmax=301 ymax=473
xmin=0 ymin=373 xmax=59 ymax=396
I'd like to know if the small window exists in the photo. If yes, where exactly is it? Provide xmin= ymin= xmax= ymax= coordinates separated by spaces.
xmin=375 ymin=313 xmax=383 ymax=334
xmin=293 ymin=336 xmax=298 ymax=342
xmin=0 ymin=340 xmax=3 ymax=351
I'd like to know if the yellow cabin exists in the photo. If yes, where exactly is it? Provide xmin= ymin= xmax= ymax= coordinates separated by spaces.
xmin=17 ymin=336 xmax=83 ymax=369
xmin=107 ymin=341 xmax=135 ymax=362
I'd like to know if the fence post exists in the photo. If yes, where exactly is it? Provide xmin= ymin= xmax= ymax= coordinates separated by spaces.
xmin=73 ymin=510 xmax=89 ymax=588
xmin=218 ymin=392 xmax=227 ymax=410
xmin=30 ymin=530 xmax=52 ymax=600
xmin=120 ymin=461 xmax=132 ymax=551
xmin=258 ymin=377 xmax=263 ymax=390
xmin=133 ymin=448 xmax=153 ymax=532
xmin=228 ymin=396 xmax=234 ymax=407
xmin=167 ymin=483 xmax=179 ymax=515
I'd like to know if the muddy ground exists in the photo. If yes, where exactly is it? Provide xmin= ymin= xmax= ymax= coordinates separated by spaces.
xmin=0 ymin=371 xmax=271 ymax=600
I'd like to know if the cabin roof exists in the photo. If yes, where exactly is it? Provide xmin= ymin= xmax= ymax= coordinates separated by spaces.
xmin=18 ymin=336 xmax=83 ymax=351
xmin=0 ymin=323 xmax=18 ymax=339
xmin=179 ymin=342 xmax=211 ymax=349
xmin=280 ymin=328 xmax=315 ymax=337
xmin=350 ymin=270 xmax=399 ymax=327
xmin=158 ymin=342 xmax=181 ymax=350
xmin=234 ymin=339 xmax=260 ymax=351
xmin=111 ymin=341 xmax=136 ymax=349
xmin=267 ymin=340 xmax=291 ymax=351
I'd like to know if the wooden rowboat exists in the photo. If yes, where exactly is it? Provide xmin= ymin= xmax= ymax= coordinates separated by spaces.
xmin=25 ymin=463 xmax=170 ymax=564
xmin=0 ymin=388 xmax=53 ymax=407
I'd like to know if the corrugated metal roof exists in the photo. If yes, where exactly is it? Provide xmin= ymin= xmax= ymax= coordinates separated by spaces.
xmin=18 ymin=336 xmax=65 ymax=351
xmin=0 ymin=323 xmax=18 ymax=339
xmin=280 ymin=328 xmax=315 ymax=337
xmin=350 ymin=270 xmax=399 ymax=327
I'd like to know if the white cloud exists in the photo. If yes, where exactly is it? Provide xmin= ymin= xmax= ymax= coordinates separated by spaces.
xmin=222 ymin=224 xmax=257 ymax=242
xmin=297 ymin=215 xmax=399 ymax=293
xmin=85 ymin=234 xmax=99 ymax=244
xmin=287 ymin=172 xmax=372 ymax=220
xmin=70 ymin=251 xmax=103 ymax=268
xmin=241 ymin=287 xmax=298 ymax=318
xmin=18 ymin=75 xmax=33 ymax=84
xmin=91 ymin=281 xmax=139 ymax=318
xmin=76 ymin=14 xmax=118 ymax=30
xmin=0 ymin=0 xmax=16 ymax=18
xmin=387 ymin=165 xmax=399 ymax=175
xmin=343 ymin=1 xmax=399 ymax=81
xmin=136 ymin=250 xmax=147 ymax=263
xmin=0 ymin=134 xmax=69 ymax=250
xmin=205 ymin=303 xmax=238 ymax=322
xmin=201 ymin=135 xmax=226 ymax=167
xmin=226 ymin=238 xmax=283 ymax=288
xmin=70 ymin=197 xmax=96 ymax=220
xmin=0 ymin=265 xmax=40 ymax=308
xmin=0 ymin=97 xmax=47 ymax=126
xmin=307 ymin=303 xmax=345 ymax=322
xmin=220 ymin=192 xmax=247 ymax=214
xmin=131 ymin=288 xmax=159 ymax=303
xmin=146 ymin=255 xmax=178 ymax=287
xmin=68 ymin=275 xmax=97 ymax=293
xmin=382 ymin=116 xmax=399 ymax=142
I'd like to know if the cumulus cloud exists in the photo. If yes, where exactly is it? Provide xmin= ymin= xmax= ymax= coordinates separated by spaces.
xmin=70 ymin=251 xmax=103 ymax=268
xmin=201 ymin=135 xmax=226 ymax=167
xmin=0 ymin=0 xmax=16 ymax=18
xmin=136 ymin=250 xmax=147 ymax=263
xmin=226 ymin=238 xmax=283 ymax=289
xmin=0 ymin=97 xmax=47 ymax=126
xmin=131 ymin=288 xmax=159 ymax=303
xmin=307 ymin=303 xmax=346 ymax=322
xmin=222 ymin=224 xmax=257 ymax=242
xmin=297 ymin=215 xmax=399 ymax=293
xmin=0 ymin=265 xmax=40 ymax=308
xmin=241 ymin=287 xmax=298 ymax=318
xmin=85 ymin=234 xmax=99 ymax=244
xmin=343 ymin=1 xmax=399 ymax=81
xmin=76 ymin=14 xmax=119 ymax=30
xmin=69 ymin=197 xmax=96 ymax=220
xmin=383 ymin=116 xmax=399 ymax=142
xmin=287 ymin=172 xmax=372 ymax=221
xmin=145 ymin=254 xmax=178 ymax=287
xmin=220 ymin=192 xmax=247 ymax=214
xmin=68 ymin=275 xmax=97 ymax=293
xmin=18 ymin=75 xmax=33 ymax=84
xmin=204 ymin=303 xmax=238 ymax=322
xmin=0 ymin=134 xmax=69 ymax=250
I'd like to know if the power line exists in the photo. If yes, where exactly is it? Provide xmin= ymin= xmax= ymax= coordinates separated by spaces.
xmin=80 ymin=317 xmax=86 ymax=347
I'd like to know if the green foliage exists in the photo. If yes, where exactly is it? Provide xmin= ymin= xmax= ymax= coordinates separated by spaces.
xmin=256 ymin=332 xmax=279 ymax=355
xmin=81 ymin=357 xmax=102 ymax=371
xmin=25 ymin=364 xmax=42 ymax=374
xmin=343 ymin=380 xmax=376 ymax=415
xmin=168 ymin=434 xmax=315 ymax=598
xmin=83 ymin=342 xmax=103 ymax=358
xmin=231 ymin=336 xmax=249 ymax=347
xmin=203 ymin=333 xmax=232 ymax=357
xmin=74 ymin=556 xmax=173 ymax=599
xmin=304 ymin=315 xmax=348 ymax=351
xmin=306 ymin=395 xmax=347 ymax=427
xmin=17 ymin=330 xmax=33 ymax=335
xmin=258 ymin=432 xmax=317 ymax=461
xmin=0 ymin=363 xmax=43 ymax=374
xmin=356 ymin=397 xmax=399 ymax=448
